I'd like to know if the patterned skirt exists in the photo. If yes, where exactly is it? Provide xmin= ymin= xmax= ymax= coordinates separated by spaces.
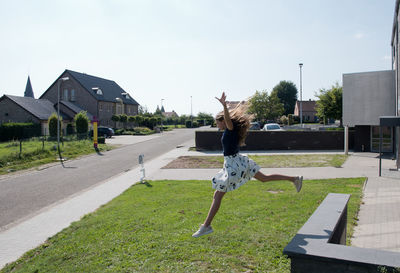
xmin=212 ymin=154 xmax=260 ymax=192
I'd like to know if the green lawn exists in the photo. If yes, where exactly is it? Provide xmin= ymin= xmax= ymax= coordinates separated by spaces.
xmin=1 ymin=178 xmax=364 ymax=273
xmin=0 ymin=139 xmax=114 ymax=175
xmin=163 ymin=154 xmax=348 ymax=169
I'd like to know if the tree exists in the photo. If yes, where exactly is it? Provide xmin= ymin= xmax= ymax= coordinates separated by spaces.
xmin=111 ymin=114 xmax=120 ymax=128
xmin=248 ymin=90 xmax=284 ymax=122
xmin=197 ymin=112 xmax=214 ymax=125
xmin=154 ymin=105 xmax=162 ymax=115
xmin=119 ymin=114 xmax=128 ymax=129
xmin=138 ymin=105 xmax=148 ymax=115
xmin=315 ymin=83 xmax=343 ymax=126
xmin=271 ymin=81 xmax=298 ymax=116
xmin=74 ymin=111 xmax=90 ymax=135
xmin=128 ymin=116 xmax=136 ymax=128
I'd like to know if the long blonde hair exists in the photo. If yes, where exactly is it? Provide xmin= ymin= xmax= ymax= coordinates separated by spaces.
xmin=216 ymin=102 xmax=253 ymax=147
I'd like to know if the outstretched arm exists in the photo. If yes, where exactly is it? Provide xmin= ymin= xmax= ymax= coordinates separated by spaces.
xmin=215 ymin=92 xmax=233 ymax=130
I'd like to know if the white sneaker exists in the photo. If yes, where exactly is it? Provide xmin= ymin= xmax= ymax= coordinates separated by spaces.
xmin=192 ymin=224 xmax=213 ymax=238
xmin=293 ymin=176 xmax=303 ymax=193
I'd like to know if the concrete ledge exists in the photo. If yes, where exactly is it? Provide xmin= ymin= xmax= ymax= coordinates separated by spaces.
xmin=283 ymin=193 xmax=400 ymax=273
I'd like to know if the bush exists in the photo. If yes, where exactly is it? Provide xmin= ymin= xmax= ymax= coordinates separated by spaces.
xmin=280 ymin=115 xmax=288 ymax=125
xmin=0 ymin=122 xmax=41 ymax=141
xmin=133 ymin=127 xmax=153 ymax=135
xmin=74 ymin=111 xmax=90 ymax=134
xmin=48 ymin=113 xmax=62 ymax=137
xmin=66 ymin=124 xmax=74 ymax=135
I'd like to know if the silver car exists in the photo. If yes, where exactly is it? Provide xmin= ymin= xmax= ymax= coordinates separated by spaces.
xmin=262 ymin=123 xmax=284 ymax=131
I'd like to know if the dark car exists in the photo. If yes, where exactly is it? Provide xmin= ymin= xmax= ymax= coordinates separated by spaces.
xmin=89 ymin=127 xmax=114 ymax=138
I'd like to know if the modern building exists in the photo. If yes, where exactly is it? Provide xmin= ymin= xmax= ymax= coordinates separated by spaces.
xmin=343 ymin=1 xmax=399 ymax=156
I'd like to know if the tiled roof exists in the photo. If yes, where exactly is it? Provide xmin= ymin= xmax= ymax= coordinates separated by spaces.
xmin=296 ymin=100 xmax=317 ymax=112
xmin=5 ymin=95 xmax=55 ymax=120
xmin=163 ymin=111 xmax=179 ymax=118
xmin=66 ymin=70 xmax=139 ymax=105
xmin=60 ymin=100 xmax=94 ymax=120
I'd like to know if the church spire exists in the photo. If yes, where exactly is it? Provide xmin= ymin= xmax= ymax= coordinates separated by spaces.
xmin=24 ymin=76 xmax=34 ymax=98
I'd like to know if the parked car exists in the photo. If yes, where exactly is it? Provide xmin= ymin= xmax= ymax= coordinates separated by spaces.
xmin=263 ymin=123 xmax=284 ymax=131
xmin=249 ymin=122 xmax=261 ymax=130
xmin=89 ymin=126 xmax=114 ymax=138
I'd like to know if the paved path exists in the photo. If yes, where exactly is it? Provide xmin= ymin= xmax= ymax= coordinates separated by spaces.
xmin=1 ymin=140 xmax=400 ymax=268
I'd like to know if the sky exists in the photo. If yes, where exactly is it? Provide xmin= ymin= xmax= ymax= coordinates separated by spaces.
xmin=0 ymin=0 xmax=395 ymax=116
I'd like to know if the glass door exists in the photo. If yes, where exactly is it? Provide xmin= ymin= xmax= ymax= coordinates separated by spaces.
xmin=371 ymin=126 xmax=392 ymax=152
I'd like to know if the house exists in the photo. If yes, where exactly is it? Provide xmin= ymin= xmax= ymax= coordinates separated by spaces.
xmin=0 ymin=95 xmax=57 ymax=135
xmin=294 ymin=100 xmax=318 ymax=122
xmin=163 ymin=110 xmax=179 ymax=118
xmin=40 ymin=69 xmax=140 ymax=128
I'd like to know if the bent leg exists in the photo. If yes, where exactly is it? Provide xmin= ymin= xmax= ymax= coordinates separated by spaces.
xmin=203 ymin=190 xmax=226 ymax=227
xmin=254 ymin=171 xmax=296 ymax=183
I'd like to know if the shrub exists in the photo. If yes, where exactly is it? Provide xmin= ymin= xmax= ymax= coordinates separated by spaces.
xmin=280 ymin=115 xmax=288 ymax=125
xmin=48 ymin=113 xmax=62 ymax=138
xmin=98 ymin=137 xmax=105 ymax=144
xmin=66 ymin=124 xmax=74 ymax=135
xmin=74 ymin=111 xmax=90 ymax=134
xmin=133 ymin=127 xmax=153 ymax=135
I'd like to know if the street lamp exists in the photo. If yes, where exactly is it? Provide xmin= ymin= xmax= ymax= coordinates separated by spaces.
xmin=57 ymin=76 xmax=69 ymax=160
xmin=299 ymin=63 xmax=303 ymax=128
xmin=161 ymin=98 xmax=164 ymax=133
xmin=190 ymin=96 xmax=193 ymax=128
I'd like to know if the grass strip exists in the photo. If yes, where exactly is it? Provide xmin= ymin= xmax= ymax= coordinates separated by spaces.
xmin=163 ymin=154 xmax=348 ymax=169
xmin=0 ymin=139 xmax=114 ymax=175
xmin=1 ymin=178 xmax=364 ymax=273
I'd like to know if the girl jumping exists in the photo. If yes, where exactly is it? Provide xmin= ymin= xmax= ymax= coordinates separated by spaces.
xmin=192 ymin=92 xmax=303 ymax=238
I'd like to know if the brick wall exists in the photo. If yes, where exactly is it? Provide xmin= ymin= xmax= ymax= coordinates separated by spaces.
xmin=196 ymin=130 xmax=355 ymax=151
xmin=0 ymin=97 xmax=40 ymax=124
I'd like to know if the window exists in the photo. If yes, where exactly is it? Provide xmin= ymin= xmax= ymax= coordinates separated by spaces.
xmin=63 ymin=89 xmax=68 ymax=101
xmin=100 ymin=104 xmax=103 ymax=111
xmin=71 ymin=89 xmax=76 ymax=101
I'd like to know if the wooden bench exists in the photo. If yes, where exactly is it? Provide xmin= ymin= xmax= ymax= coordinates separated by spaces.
xmin=283 ymin=193 xmax=400 ymax=273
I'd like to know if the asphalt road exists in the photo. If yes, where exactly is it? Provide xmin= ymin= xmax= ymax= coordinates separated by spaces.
xmin=0 ymin=128 xmax=195 ymax=230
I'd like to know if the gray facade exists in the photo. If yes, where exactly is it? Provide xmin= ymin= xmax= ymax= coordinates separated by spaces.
xmin=343 ymin=70 xmax=396 ymax=127
xmin=392 ymin=0 xmax=400 ymax=165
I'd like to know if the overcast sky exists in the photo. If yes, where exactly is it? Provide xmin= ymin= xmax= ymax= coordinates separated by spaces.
xmin=0 ymin=0 xmax=395 ymax=116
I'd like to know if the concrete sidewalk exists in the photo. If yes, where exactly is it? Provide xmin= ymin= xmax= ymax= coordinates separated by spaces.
xmin=1 ymin=141 xmax=400 ymax=268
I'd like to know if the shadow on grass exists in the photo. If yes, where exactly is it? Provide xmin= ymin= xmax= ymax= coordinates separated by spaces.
xmin=137 ymin=181 xmax=153 ymax=187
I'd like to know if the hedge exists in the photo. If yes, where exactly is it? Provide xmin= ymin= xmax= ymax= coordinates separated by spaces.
xmin=0 ymin=122 xmax=41 ymax=142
